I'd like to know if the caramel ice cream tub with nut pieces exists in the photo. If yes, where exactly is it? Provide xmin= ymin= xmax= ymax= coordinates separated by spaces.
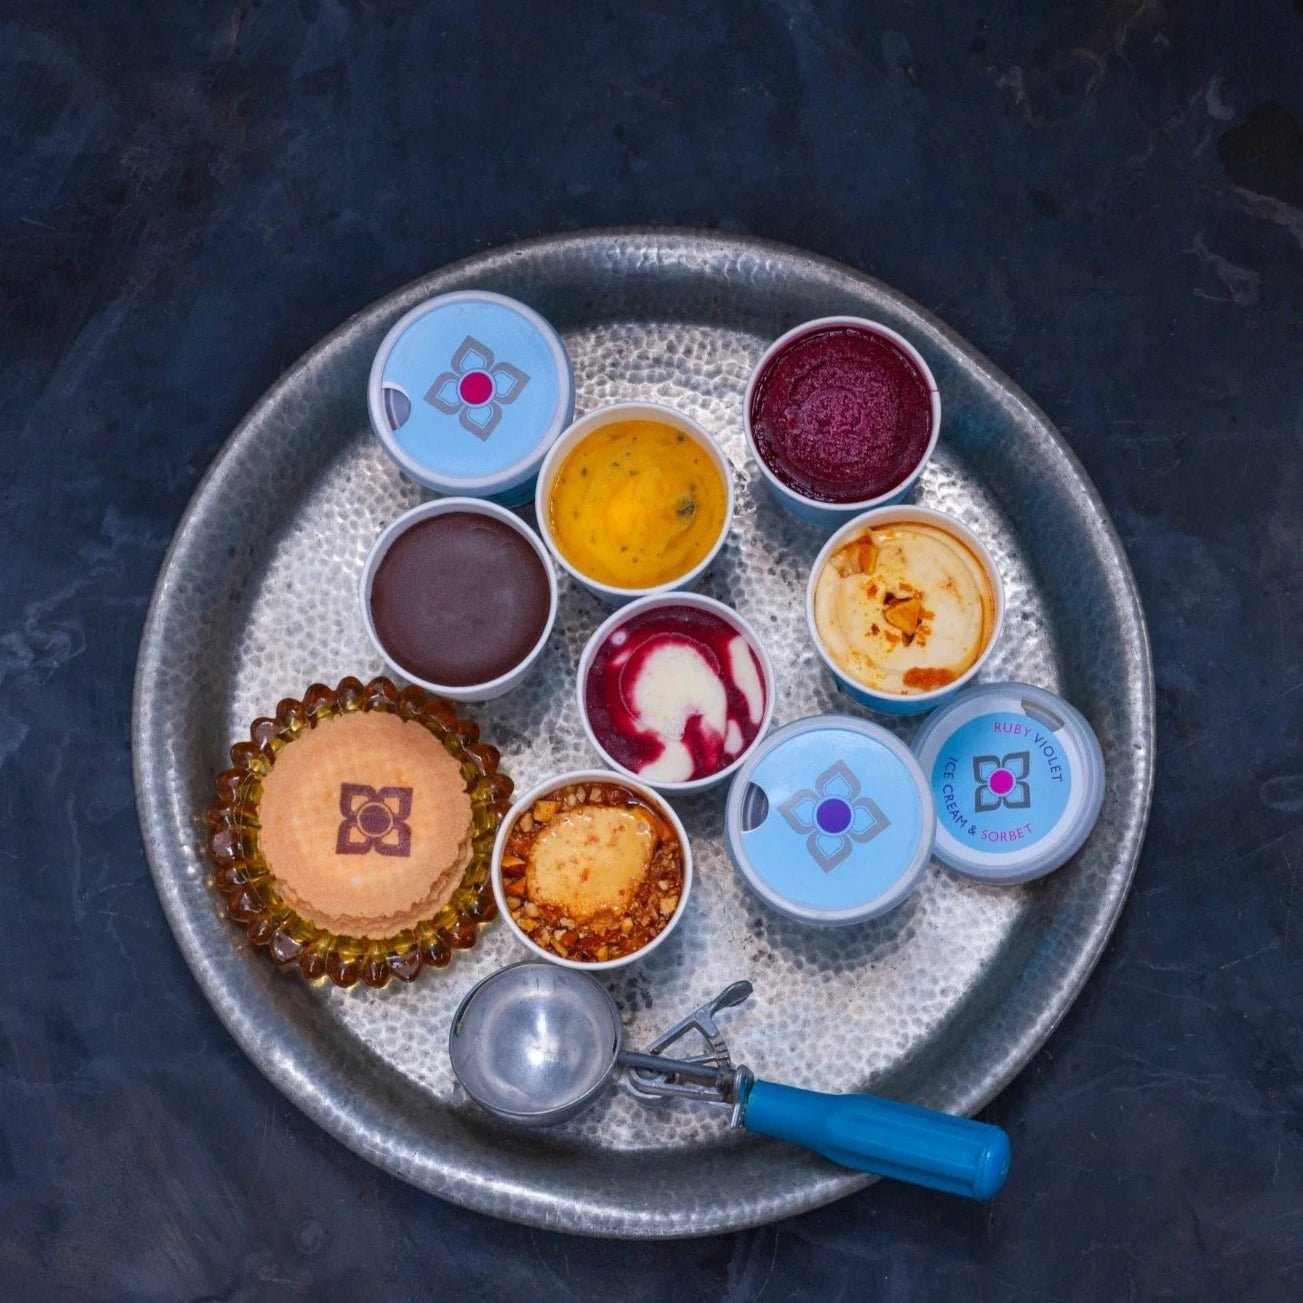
xmin=807 ymin=506 xmax=1004 ymax=716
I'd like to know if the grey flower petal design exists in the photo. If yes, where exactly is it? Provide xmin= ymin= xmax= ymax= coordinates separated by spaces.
xmin=848 ymin=802 xmax=878 ymax=837
xmin=846 ymin=796 xmax=890 ymax=844
xmin=783 ymin=762 xmax=891 ymax=871
xmin=974 ymin=785 xmax=1004 ymax=813
xmin=491 ymin=361 xmax=529 ymax=404
xmin=1001 ymin=783 xmax=1032 ymax=810
xmin=779 ymin=789 xmax=819 ymax=834
xmin=808 ymin=830 xmax=853 ymax=873
xmin=818 ymin=760 xmax=860 ymax=802
xmin=973 ymin=755 xmax=1000 ymax=783
xmin=426 ymin=372 xmax=463 ymax=413
xmin=459 ymin=401 xmax=502 ymax=440
xmin=1003 ymin=751 xmax=1031 ymax=780
xmin=451 ymin=335 xmax=494 ymax=374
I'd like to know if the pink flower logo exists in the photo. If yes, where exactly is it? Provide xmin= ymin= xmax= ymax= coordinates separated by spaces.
xmin=973 ymin=753 xmax=1031 ymax=812
xmin=424 ymin=335 xmax=530 ymax=441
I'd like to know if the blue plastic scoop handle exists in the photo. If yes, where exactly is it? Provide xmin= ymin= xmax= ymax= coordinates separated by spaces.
xmin=741 ymin=1079 xmax=1010 ymax=1200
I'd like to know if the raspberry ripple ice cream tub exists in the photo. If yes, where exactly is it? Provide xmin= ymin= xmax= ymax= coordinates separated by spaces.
xmin=577 ymin=593 xmax=775 ymax=794
xmin=744 ymin=316 xmax=940 ymax=530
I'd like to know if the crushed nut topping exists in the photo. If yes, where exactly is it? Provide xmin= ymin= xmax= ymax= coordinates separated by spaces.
xmin=501 ymin=781 xmax=685 ymax=964
xmin=883 ymin=594 xmax=924 ymax=638
xmin=831 ymin=535 xmax=879 ymax=578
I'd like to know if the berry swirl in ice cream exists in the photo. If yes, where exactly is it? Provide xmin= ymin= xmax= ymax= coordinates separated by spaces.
xmin=583 ymin=602 xmax=768 ymax=784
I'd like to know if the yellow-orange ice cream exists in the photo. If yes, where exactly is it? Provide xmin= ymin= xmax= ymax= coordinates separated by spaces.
xmin=547 ymin=419 xmax=727 ymax=588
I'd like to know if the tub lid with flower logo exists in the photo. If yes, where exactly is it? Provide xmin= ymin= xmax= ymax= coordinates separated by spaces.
xmin=367 ymin=291 xmax=574 ymax=498
xmin=910 ymin=682 xmax=1105 ymax=885
xmin=724 ymin=715 xmax=935 ymax=925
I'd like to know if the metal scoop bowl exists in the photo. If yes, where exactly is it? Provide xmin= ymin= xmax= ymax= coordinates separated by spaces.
xmin=449 ymin=962 xmax=1010 ymax=1200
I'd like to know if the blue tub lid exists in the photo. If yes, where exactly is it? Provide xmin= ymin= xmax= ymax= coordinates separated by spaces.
xmin=911 ymin=682 xmax=1105 ymax=884
xmin=724 ymin=715 xmax=935 ymax=925
xmin=367 ymin=291 xmax=574 ymax=491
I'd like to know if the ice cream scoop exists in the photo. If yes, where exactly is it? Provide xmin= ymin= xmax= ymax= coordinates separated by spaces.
xmin=449 ymin=961 xmax=1011 ymax=1200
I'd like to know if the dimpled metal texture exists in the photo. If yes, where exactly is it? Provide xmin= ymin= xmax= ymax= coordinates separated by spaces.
xmin=134 ymin=230 xmax=1154 ymax=1238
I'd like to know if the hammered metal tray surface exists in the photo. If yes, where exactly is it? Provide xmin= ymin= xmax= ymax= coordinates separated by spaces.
xmin=133 ymin=230 xmax=1154 ymax=1238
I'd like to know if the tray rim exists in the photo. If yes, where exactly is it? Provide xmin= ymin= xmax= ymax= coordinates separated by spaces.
xmin=132 ymin=226 xmax=1155 ymax=1237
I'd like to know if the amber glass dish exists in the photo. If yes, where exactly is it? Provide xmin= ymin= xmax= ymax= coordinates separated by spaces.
xmin=205 ymin=675 xmax=513 ymax=989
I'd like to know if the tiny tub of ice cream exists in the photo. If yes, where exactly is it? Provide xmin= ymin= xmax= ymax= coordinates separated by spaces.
xmin=807 ymin=504 xmax=1005 ymax=716
xmin=725 ymin=715 xmax=936 ymax=926
xmin=911 ymin=681 xmax=1106 ymax=885
xmin=491 ymin=770 xmax=693 ymax=970
xmin=367 ymin=290 xmax=574 ymax=506
xmin=577 ymin=593 xmax=775 ymax=793
xmin=360 ymin=497 xmax=558 ymax=703
xmin=745 ymin=316 xmax=941 ymax=530
xmin=535 ymin=401 xmax=734 ymax=606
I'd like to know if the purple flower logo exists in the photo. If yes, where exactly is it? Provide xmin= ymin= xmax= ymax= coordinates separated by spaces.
xmin=973 ymin=752 xmax=1031 ymax=812
xmin=779 ymin=760 xmax=890 ymax=873
xmin=424 ymin=335 xmax=529 ymax=441
xmin=336 ymin=783 xmax=413 ymax=857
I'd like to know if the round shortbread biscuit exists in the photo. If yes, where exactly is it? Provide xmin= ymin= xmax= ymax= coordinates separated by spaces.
xmin=256 ymin=711 xmax=473 ymax=936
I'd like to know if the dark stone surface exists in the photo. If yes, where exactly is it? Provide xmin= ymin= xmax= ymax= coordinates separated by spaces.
xmin=1 ymin=2 xmax=1300 ymax=1298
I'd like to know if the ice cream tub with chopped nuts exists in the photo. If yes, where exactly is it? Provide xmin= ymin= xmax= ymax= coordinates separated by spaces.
xmin=490 ymin=769 xmax=694 ymax=970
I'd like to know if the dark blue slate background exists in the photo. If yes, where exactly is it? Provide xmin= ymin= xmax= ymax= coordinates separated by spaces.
xmin=2 ymin=1 xmax=1300 ymax=1298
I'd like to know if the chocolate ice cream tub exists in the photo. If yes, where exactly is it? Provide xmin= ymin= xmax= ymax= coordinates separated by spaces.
xmin=359 ymin=498 xmax=558 ymax=702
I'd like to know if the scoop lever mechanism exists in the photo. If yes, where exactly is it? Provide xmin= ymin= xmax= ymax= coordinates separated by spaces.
xmin=620 ymin=979 xmax=754 ymax=1114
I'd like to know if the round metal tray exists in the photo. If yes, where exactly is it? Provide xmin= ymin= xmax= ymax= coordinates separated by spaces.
xmin=133 ymin=229 xmax=1154 ymax=1237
